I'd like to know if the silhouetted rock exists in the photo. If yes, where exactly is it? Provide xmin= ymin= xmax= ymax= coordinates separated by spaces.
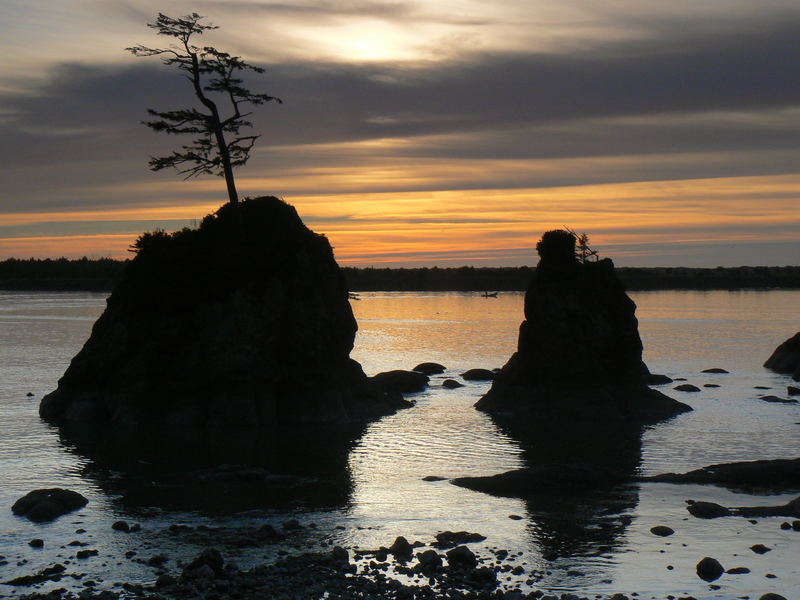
xmin=696 ymin=556 xmax=724 ymax=581
xmin=461 ymin=368 xmax=495 ymax=381
xmin=442 ymin=379 xmax=464 ymax=389
xmin=412 ymin=362 xmax=445 ymax=375
xmin=788 ymin=385 xmax=800 ymax=396
xmin=645 ymin=457 xmax=800 ymax=490
xmin=764 ymin=332 xmax=800 ymax=381
xmin=445 ymin=545 xmax=477 ymax=568
xmin=40 ymin=197 xmax=408 ymax=428
xmin=450 ymin=463 xmax=629 ymax=498
xmin=476 ymin=230 xmax=692 ymax=423
xmin=12 ymin=488 xmax=88 ymax=522
xmin=644 ymin=373 xmax=673 ymax=385
xmin=370 ymin=370 xmax=429 ymax=394
xmin=674 ymin=383 xmax=701 ymax=392
xmin=686 ymin=501 xmax=731 ymax=519
xmin=702 ymin=368 xmax=729 ymax=374
xmin=432 ymin=531 xmax=486 ymax=549
xmin=760 ymin=395 xmax=797 ymax=404
xmin=649 ymin=525 xmax=674 ymax=537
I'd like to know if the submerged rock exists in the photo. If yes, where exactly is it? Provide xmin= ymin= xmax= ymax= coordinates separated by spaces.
xmin=451 ymin=463 xmax=629 ymax=498
xmin=40 ymin=197 xmax=407 ymax=428
xmin=645 ymin=457 xmax=800 ymax=490
xmin=476 ymin=230 xmax=692 ymax=423
xmin=12 ymin=488 xmax=88 ymax=522
xmin=764 ymin=332 xmax=800 ymax=381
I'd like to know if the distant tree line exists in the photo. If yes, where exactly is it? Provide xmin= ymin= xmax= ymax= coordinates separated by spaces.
xmin=2 ymin=258 xmax=800 ymax=292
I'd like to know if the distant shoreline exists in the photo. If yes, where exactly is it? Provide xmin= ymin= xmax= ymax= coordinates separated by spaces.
xmin=1 ymin=257 xmax=799 ymax=292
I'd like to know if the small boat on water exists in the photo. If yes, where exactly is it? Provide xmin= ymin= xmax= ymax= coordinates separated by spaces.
xmin=482 ymin=292 xmax=498 ymax=298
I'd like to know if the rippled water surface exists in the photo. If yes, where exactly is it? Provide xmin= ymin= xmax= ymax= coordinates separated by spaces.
xmin=1 ymin=290 xmax=799 ymax=598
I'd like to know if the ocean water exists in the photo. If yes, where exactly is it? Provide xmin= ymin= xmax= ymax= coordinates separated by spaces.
xmin=0 ymin=289 xmax=798 ymax=599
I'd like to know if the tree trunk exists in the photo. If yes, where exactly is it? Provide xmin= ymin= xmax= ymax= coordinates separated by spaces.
xmin=213 ymin=126 xmax=239 ymax=206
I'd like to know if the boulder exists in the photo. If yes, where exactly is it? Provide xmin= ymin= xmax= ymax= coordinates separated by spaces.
xmin=370 ymin=370 xmax=429 ymax=394
xmin=764 ymin=332 xmax=800 ymax=381
xmin=12 ymin=488 xmax=88 ymax=522
xmin=412 ymin=362 xmax=446 ymax=375
xmin=442 ymin=379 xmax=464 ymax=389
xmin=476 ymin=230 xmax=692 ymax=423
xmin=461 ymin=369 xmax=495 ymax=381
xmin=696 ymin=556 xmax=724 ymax=582
xmin=673 ymin=384 xmax=701 ymax=392
xmin=40 ymin=197 xmax=407 ymax=428
xmin=788 ymin=386 xmax=800 ymax=396
xmin=702 ymin=368 xmax=729 ymax=374
xmin=649 ymin=525 xmax=674 ymax=537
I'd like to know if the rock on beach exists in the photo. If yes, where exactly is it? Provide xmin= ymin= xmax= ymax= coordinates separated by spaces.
xmin=12 ymin=488 xmax=88 ymax=522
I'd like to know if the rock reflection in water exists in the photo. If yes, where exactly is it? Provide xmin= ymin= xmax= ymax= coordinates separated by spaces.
xmin=481 ymin=415 xmax=643 ymax=562
xmin=56 ymin=422 xmax=367 ymax=514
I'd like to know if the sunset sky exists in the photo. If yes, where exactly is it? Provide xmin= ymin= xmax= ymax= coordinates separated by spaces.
xmin=1 ymin=0 xmax=799 ymax=266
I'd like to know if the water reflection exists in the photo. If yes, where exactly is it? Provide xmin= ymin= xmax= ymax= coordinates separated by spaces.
xmin=486 ymin=415 xmax=643 ymax=562
xmin=56 ymin=422 xmax=367 ymax=514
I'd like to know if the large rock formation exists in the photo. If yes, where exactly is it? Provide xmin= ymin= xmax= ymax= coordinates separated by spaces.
xmin=41 ymin=197 xmax=406 ymax=427
xmin=475 ymin=230 xmax=691 ymax=423
xmin=764 ymin=332 xmax=800 ymax=381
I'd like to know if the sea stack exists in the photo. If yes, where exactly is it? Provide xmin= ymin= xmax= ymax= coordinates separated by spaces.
xmin=764 ymin=332 xmax=800 ymax=381
xmin=475 ymin=230 xmax=691 ymax=423
xmin=40 ymin=196 xmax=406 ymax=427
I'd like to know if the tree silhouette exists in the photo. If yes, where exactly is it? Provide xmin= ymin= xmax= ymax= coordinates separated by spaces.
xmin=126 ymin=13 xmax=281 ymax=205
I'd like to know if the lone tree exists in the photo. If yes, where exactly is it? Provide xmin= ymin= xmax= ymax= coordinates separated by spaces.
xmin=126 ymin=13 xmax=281 ymax=205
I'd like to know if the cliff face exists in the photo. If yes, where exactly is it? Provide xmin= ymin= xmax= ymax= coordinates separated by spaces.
xmin=476 ymin=231 xmax=691 ymax=423
xmin=40 ymin=197 xmax=405 ymax=427
xmin=764 ymin=332 xmax=800 ymax=381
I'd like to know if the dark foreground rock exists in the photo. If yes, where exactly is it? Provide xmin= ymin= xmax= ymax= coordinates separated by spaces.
xmin=40 ymin=197 xmax=407 ymax=428
xmin=12 ymin=488 xmax=88 ymax=522
xmin=764 ymin=332 xmax=800 ymax=380
xmin=476 ymin=230 xmax=691 ymax=424
xmin=644 ymin=457 xmax=800 ymax=491
xmin=451 ymin=464 xmax=629 ymax=498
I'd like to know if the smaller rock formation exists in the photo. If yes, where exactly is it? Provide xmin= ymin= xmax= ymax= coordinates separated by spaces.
xmin=764 ymin=332 xmax=800 ymax=381
xmin=12 ymin=489 xmax=88 ymax=522
xmin=476 ymin=230 xmax=691 ymax=423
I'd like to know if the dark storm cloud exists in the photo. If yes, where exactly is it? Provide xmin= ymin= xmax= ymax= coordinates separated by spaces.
xmin=1 ymin=12 xmax=798 ymax=212
xmin=194 ymin=0 xmax=492 ymax=26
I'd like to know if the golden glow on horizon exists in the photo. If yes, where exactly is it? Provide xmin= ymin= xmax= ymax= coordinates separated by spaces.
xmin=3 ymin=174 xmax=798 ymax=265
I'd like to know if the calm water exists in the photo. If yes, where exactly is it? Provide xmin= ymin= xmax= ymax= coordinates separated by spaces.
xmin=0 ymin=290 xmax=799 ymax=598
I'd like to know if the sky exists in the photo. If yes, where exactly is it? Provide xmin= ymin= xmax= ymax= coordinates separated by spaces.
xmin=1 ymin=0 xmax=799 ymax=267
